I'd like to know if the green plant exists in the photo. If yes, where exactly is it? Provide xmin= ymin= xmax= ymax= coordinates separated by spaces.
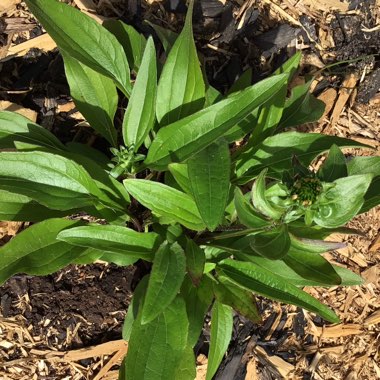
xmin=1 ymin=0 xmax=379 ymax=378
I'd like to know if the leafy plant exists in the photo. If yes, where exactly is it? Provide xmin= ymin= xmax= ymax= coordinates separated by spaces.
xmin=0 ymin=0 xmax=379 ymax=379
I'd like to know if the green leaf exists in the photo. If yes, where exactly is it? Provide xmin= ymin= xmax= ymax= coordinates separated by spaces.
xmin=0 ymin=190 xmax=69 ymax=222
xmin=168 ymin=163 xmax=192 ymax=195
xmin=289 ymin=233 xmax=346 ymax=254
xmin=279 ymin=80 xmax=325 ymax=128
xmin=283 ymin=250 xmax=341 ymax=285
xmin=237 ymin=252 xmax=362 ymax=287
xmin=227 ymin=68 xmax=252 ymax=95
xmin=236 ymin=132 xmax=370 ymax=183
xmin=25 ymin=0 xmax=131 ymax=95
xmin=314 ymin=174 xmax=372 ymax=228
xmin=273 ymin=51 xmax=301 ymax=78
xmin=156 ymin=0 xmax=205 ymax=125
xmin=318 ymin=144 xmax=347 ymax=182
xmin=0 ymin=151 xmax=106 ymax=211
xmin=234 ymin=188 xmax=271 ymax=228
xmin=181 ymin=275 xmax=214 ymax=347
xmin=124 ymin=179 xmax=205 ymax=230
xmin=205 ymin=85 xmax=223 ymax=107
xmin=251 ymin=169 xmax=283 ymax=220
xmin=71 ymin=248 xmax=104 ymax=265
xmin=146 ymin=74 xmax=288 ymax=170
xmin=123 ymin=37 xmax=157 ymax=150
xmin=62 ymin=53 xmax=118 ymax=146
xmin=175 ymin=345 xmax=196 ymax=380
xmin=123 ymin=276 xmax=149 ymax=341
xmin=347 ymin=156 xmax=380 ymax=176
xmin=218 ymin=259 xmax=340 ymax=323
xmin=206 ymin=300 xmax=233 ymax=380
xmin=213 ymin=274 xmax=261 ymax=323
xmin=141 ymin=241 xmax=186 ymax=324
xmin=57 ymin=224 xmax=159 ymax=263
xmin=0 ymin=218 xmax=86 ymax=285
xmin=103 ymin=20 xmax=147 ymax=71
xmin=185 ymin=239 xmax=205 ymax=286
xmin=125 ymin=295 xmax=188 ymax=380
xmin=144 ymin=20 xmax=178 ymax=53
xmin=0 ymin=110 xmax=65 ymax=150
xmin=188 ymin=139 xmax=230 ymax=231
xmin=347 ymin=156 xmax=380 ymax=212
xmin=250 ymin=224 xmax=291 ymax=260
xmin=245 ymin=84 xmax=287 ymax=146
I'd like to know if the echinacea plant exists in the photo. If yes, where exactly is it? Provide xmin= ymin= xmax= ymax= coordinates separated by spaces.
xmin=0 ymin=0 xmax=379 ymax=379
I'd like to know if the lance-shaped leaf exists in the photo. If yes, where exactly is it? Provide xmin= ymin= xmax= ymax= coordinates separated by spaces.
xmin=181 ymin=275 xmax=214 ymax=347
xmin=123 ymin=37 xmax=157 ymax=150
xmin=283 ymin=250 xmax=341 ymax=285
xmin=126 ymin=295 xmax=189 ymax=380
xmin=318 ymin=144 xmax=347 ymax=182
xmin=206 ymin=300 xmax=233 ymax=380
xmin=62 ymin=53 xmax=118 ymax=146
xmin=347 ymin=156 xmax=380 ymax=213
xmin=185 ymin=239 xmax=205 ymax=286
xmin=123 ymin=276 xmax=149 ymax=341
xmin=168 ymin=163 xmax=192 ymax=195
xmin=236 ymin=132 xmax=370 ymax=183
xmin=141 ymin=241 xmax=186 ymax=324
xmin=237 ymin=252 xmax=363 ymax=287
xmin=146 ymin=74 xmax=288 ymax=170
xmin=273 ymin=51 xmax=301 ymax=78
xmin=156 ymin=0 xmax=205 ymax=125
xmin=0 ymin=151 xmax=106 ymax=211
xmin=0 ymin=190 xmax=69 ymax=222
xmin=103 ymin=20 xmax=146 ymax=71
xmin=234 ymin=188 xmax=271 ymax=228
xmin=0 ymin=218 xmax=86 ymax=285
xmin=227 ymin=68 xmax=252 ymax=95
xmin=124 ymin=179 xmax=205 ymax=230
xmin=218 ymin=259 xmax=340 ymax=323
xmin=25 ymin=0 xmax=131 ymax=95
xmin=213 ymin=274 xmax=261 ymax=323
xmin=57 ymin=224 xmax=159 ymax=263
xmin=175 ymin=345 xmax=197 ymax=380
xmin=252 ymin=169 xmax=283 ymax=220
xmin=278 ymin=80 xmax=325 ymax=128
xmin=0 ymin=110 xmax=65 ymax=150
xmin=289 ymin=233 xmax=346 ymax=254
xmin=314 ymin=174 xmax=372 ymax=228
xmin=188 ymin=139 xmax=230 ymax=231
xmin=145 ymin=20 xmax=178 ymax=54
xmin=249 ymin=224 xmax=291 ymax=260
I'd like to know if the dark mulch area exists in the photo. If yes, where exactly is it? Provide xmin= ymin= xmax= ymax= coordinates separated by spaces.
xmin=0 ymin=0 xmax=379 ymax=379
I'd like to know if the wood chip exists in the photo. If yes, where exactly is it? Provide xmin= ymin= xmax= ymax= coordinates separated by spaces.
xmin=245 ymin=357 xmax=258 ymax=380
xmin=313 ymin=324 xmax=363 ymax=338
xmin=318 ymin=88 xmax=338 ymax=119
xmin=0 ymin=0 xmax=21 ymax=14
xmin=254 ymin=346 xmax=294 ymax=378
xmin=364 ymin=309 xmax=380 ymax=326
xmin=6 ymin=34 xmax=57 ymax=59
xmin=92 ymin=344 xmax=128 ymax=380
xmin=369 ymin=233 xmax=380 ymax=253
xmin=301 ymin=0 xmax=349 ymax=12
xmin=0 ymin=100 xmax=37 ymax=122
xmin=46 ymin=339 xmax=128 ymax=362
xmin=330 ymin=73 xmax=358 ymax=126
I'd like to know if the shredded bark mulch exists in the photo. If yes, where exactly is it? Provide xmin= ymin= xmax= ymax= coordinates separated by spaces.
xmin=0 ymin=0 xmax=379 ymax=379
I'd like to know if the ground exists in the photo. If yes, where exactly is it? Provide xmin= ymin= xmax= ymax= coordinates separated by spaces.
xmin=0 ymin=0 xmax=379 ymax=379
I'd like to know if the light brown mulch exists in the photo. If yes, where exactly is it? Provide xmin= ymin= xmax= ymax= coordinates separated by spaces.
xmin=0 ymin=0 xmax=379 ymax=379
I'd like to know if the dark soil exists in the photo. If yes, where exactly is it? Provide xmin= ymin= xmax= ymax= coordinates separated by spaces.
xmin=0 ymin=264 xmax=135 ymax=350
